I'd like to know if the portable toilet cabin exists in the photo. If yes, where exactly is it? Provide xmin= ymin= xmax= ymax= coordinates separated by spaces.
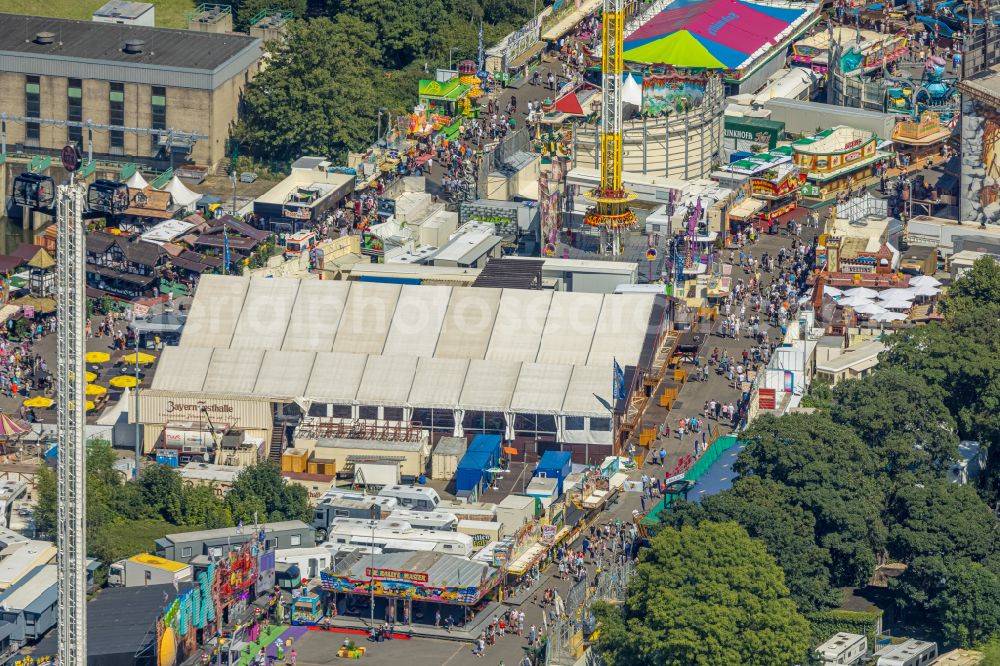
xmin=534 ymin=450 xmax=572 ymax=495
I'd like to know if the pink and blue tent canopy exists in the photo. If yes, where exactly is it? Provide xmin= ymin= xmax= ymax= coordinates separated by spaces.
xmin=623 ymin=0 xmax=807 ymax=69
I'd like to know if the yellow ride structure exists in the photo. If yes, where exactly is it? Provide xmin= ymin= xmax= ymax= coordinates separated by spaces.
xmin=583 ymin=0 xmax=637 ymax=255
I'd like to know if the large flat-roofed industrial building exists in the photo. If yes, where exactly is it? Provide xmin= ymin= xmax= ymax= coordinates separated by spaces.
xmin=137 ymin=275 xmax=668 ymax=463
xmin=0 ymin=13 xmax=262 ymax=168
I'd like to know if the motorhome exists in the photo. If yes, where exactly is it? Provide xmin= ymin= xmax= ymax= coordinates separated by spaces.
xmin=387 ymin=509 xmax=458 ymax=532
xmin=816 ymin=632 xmax=867 ymax=666
xmin=312 ymin=492 xmax=398 ymax=532
xmin=325 ymin=518 xmax=473 ymax=557
xmin=377 ymin=485 xmax=441 ymax=511
xmin=876 ymin=640 xmax=938 ymax=666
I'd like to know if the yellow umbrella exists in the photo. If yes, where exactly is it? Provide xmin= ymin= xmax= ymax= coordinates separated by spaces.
xmin=85 ymin=372 xmax=97 ymax=383
xmin=23 ymin=396 xmax=53 ymax=408
xmin=85 ymin=352 xmax=111 ymax=364
xmin=85 ymin=384 xmax=107 ymax=396
xmin=85 ymin=401 xmax=96 ymax=411
xmin=109 ymin=375 xmax=140 ymax=389
xmin=122 ymin=352 xmax=156 ymax=365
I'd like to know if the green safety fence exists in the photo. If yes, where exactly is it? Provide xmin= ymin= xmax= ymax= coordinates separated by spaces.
xmin=119 ymin=163 xmax=138 ymax=180
xmin=641 ymin=434 xmax=741 ymax=525
xmin=151 ymin=167 xmax=174 ymax=189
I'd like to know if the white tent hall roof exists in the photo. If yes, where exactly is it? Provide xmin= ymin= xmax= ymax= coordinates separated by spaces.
xmin=150 ymin=346 xmax=213 ymax=392
xmin=282 ymin=280 xmax=350 ymax=351
xmin=179 ymin=276 xmax=249 ymax=348
xmin=460 ymin=359 xmax=521 ymax=411
xmin=588 ymin=294 xmax=650 ymax=367
xmin=510 ymin=362 xmax=574 ymax=415
xmin=305 ymin=352 xmax=368 ymax=403
xmin=202 ymin=348 xmax=264 ymax=394
xmin=231 ymin=278 xmax=300 ymax=350
xmin=407 ymin=357 xmax=470 ymax=409
xmin=433 ymin=287 xmax=502 ymax=360
xmin=356 ymin=354 xmax=418 ymax=406
xmin=161 ymin=276 xmax=662 ymax=415
xmin=563 ymin=365 xmax=613 ymax=417
xmin=332 ymin=281 xmax=401 ymax=354
xmin=255 ymin=350 xmax=314 ymax=398
xmin=382 ymin=284 xmax=451 ymax=358
xmin=485 ymin=290 xmax=552 ymax=363
xmin=536 ymin=292 xmax=605 ymax=366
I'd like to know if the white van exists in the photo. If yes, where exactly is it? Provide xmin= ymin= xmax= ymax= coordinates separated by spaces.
xmin=377 ymin=485 xmax=441 ymax=511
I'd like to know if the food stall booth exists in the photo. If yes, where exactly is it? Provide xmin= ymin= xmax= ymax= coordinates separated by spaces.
xmin=748 ymin=162 xmax=805 ymax=232
xmin=320 ymin=551 xmax=500 ymax=628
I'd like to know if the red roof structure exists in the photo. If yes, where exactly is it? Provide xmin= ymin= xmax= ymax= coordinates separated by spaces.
xmin=554 ymin=92 xmax=584 ymax=116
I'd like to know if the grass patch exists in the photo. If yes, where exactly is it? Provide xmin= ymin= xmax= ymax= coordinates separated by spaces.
xmin=90 ymin=518 xmax=204 ymax=565
xmin=0 ymin=0 xmax=197 ymax=29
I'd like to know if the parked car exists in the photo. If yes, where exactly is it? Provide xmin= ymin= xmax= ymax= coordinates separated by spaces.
xmin=239 ymin=171 xmax=258 ymax=183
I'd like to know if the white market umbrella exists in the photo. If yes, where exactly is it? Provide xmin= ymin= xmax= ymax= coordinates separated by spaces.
xmin=838 ymin=295 xmax=874 ymax=308
xmin=844 ymin=287 xmax=878 ymax=298
xmin=910 ymin=275 xmax=941 ymax=288
xmin=911 ymin=284 xmax=941 ymax=298
xmin=855 ymin=303 xmax=889 ymax=316
xmin=821 ymin=285 xmax=844 ymax=297
xmin=872 ymin=311 xmax=908 ymax=322
xmin=158 ymin=176 xmax=201 ymax=208
xmin=125 ymin=171 xmax=149 ymax=189
xmin=878 ymin=287 xmax=917 ymax=300
xmin=879 ymin=298 xmax=913 ymax=310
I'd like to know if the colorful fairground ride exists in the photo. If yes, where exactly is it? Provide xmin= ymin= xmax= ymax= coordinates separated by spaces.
xmin=411 ymin=60 xmax=487 ymax=140
xmin=535 ymin=126 xmax=574 ymax=164
xmin=883 ymin=56 xmax=960 ymax=124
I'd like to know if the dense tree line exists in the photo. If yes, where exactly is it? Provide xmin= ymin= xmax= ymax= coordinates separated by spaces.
xmin=597 ymin=258 xmax=1000 ymax=664
xmin=35 ymin=442 xmax=310 ymax=569
xmin=232 ymin=0 xmax=542 ymax=165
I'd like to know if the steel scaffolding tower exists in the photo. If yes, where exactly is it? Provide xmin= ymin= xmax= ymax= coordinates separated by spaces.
xmin=584 ymin=0 xmax=637 ymax=255
xmin=56 ymin=182 xmax=88 ymax=666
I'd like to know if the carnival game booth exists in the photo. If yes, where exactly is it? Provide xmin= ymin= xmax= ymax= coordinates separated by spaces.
xmin=320 ymin=550 xmax=501 ymax=628
xmin=619 ymin=0 xmax=819 ymax=94
xmin=748 ymin=162 xmax=805 ymax=232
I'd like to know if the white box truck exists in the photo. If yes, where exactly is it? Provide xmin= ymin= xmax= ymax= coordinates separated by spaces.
xmin=108 ymin=553 xmax=194 ymax=587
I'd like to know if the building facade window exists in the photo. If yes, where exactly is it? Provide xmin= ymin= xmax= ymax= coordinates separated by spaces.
xmin=514 ymin=413 xmax=558 ymax=438
xmin=67 ymin=78 xmax=83 ymax=147
xmin=109 ymin=82 xmax=125 ymax=152
xmin=411 ymin=408 xmax=454 ymax=433
xmin=25 ymin=76 xmax=40 ymax=145
xmin=151 ymin=86 xmax=166 ymax=150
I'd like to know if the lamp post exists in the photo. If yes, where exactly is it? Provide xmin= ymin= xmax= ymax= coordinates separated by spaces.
xmin=369 ymin=508 xmax=376 ymax=628
xmin=132 ymin=348 xmax=140 ymax=477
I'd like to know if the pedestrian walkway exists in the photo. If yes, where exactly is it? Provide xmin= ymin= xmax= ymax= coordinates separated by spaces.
xmin=237 ymin=625 xmax=288 ymax=665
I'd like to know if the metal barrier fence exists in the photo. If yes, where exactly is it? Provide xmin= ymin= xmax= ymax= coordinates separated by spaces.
xmin=545 ymin=560 xmax=635 ymax=666
xmin=476 ymin=128 xmax=531 ymax=198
